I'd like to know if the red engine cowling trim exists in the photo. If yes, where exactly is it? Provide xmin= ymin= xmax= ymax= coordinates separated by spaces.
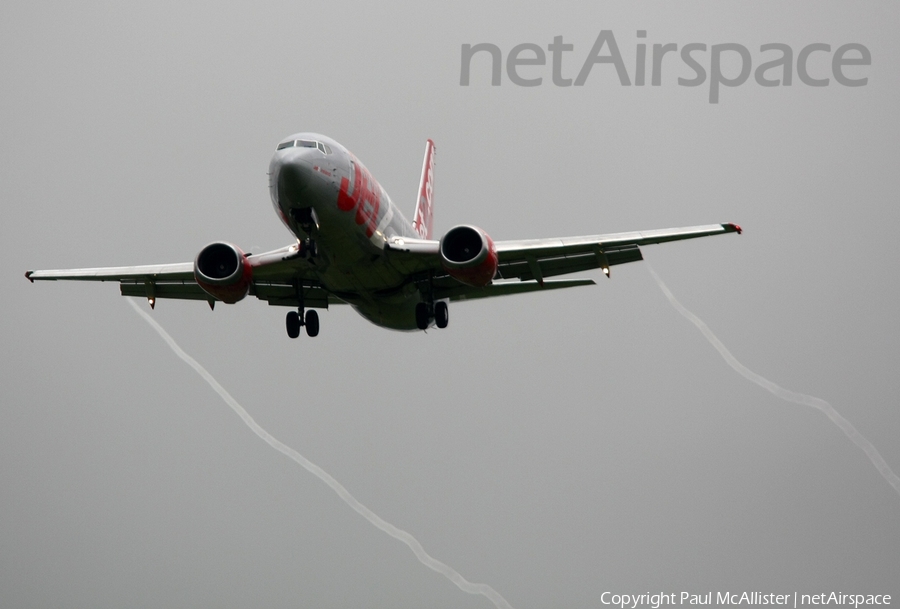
xmin=193 ymin=242 xmax=253 ymax=304
xmin=439 ymin=225 xmax=498 ymax=287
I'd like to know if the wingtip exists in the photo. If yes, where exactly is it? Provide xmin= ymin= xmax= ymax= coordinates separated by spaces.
xmin=25 ymin=270 xmax=34 ymax=283
xmin=724 ymin=222 xmax=742 ymax=235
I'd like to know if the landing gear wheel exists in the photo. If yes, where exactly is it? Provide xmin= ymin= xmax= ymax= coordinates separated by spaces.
xmin=415 ymin=302 xmax=429 ymax=330
xmin=434 ymin=301 xmax=449 ymax=329
xmin=286 ymin=311 xmax=301 ymax=338
xmin=305 ymin=310 xmax=319 ymax=337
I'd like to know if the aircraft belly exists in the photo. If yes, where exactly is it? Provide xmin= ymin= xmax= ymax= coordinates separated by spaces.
xmin=317 ymin=256 xmax=409 ymax=295
xmin=349 ymin=287 xmax=421 ymax=331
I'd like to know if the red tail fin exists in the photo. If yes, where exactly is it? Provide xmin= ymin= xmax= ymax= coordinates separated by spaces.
xmin=412 ymin=139 xmax=435 ymax=239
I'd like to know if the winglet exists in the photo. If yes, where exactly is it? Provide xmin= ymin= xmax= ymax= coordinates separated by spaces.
xmin=723 ymin=223 xmax=742 ymax=235
xmin=25 ymin=270 xmax=34 ymax=283
xmin=412 ymin=139 xmax=436 ymax=239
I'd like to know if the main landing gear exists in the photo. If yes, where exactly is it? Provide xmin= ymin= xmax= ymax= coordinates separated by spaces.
xmin=415 ymin=301 xmax=449 ymax=330
xmin=434 ymin=301 xmax=448 ymax=329
xmin=286 ymin=309 xmax=319 ymax=338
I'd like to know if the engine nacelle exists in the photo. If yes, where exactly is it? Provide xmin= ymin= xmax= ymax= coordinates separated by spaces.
xmin=439 ymin=225 xmax=498 ymax=287
xmin=193 ymin=242 xmax=253 ymax=304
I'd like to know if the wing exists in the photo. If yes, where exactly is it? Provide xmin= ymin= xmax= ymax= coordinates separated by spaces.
xmin=25 ymin=244 xmax=341 ymax=309
xmin=384 ymin=222 xmax=741 ymax=299
xmin=493 ymin=222 xmax=741 ymax=282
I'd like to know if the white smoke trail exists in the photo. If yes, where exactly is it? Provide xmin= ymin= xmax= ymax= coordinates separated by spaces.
xmin=126 ymin=299 xmax=515 ymax=609
xmin=646 ymin=265 xmax=900 ymax=499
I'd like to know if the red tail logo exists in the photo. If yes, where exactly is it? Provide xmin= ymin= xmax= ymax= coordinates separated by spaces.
xmin=413 ymin=140 xmax=436 ymax=239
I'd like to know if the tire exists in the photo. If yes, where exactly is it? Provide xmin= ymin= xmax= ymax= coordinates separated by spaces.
xmin=415 ymin=302 xmax=429 ymax=330
xmin=305 ymin=310 xmax=319 ymax=337
xmin=434 ymin=301 xmax=449 ymax=328
xmin=286 ymin=311 xmax=301 ymax=338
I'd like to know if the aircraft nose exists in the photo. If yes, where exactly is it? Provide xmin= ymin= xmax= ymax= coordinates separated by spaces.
xmin=275 ymin=155 xmax=316 ymax=205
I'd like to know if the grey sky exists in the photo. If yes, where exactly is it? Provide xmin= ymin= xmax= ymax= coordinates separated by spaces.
xmin=2 ymin=1 xmax=898 ymax=608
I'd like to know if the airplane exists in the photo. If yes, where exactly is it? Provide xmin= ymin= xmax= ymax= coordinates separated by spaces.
xmin=26 ymin=133 xmax=741 ymax=337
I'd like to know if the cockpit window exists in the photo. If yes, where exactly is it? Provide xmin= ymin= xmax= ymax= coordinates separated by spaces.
xmin=276 ymin=139 xmax=333 ymax=154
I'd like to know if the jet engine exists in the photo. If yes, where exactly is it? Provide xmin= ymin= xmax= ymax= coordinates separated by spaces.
xmin=439 ymin=225 xmax=498 ymax=287
xmin=193 ymin=242 xmax=253 ymax=303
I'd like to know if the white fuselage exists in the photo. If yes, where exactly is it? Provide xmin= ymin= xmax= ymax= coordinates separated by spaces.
xmin=268 ymin=133 xmax=424 ymax=329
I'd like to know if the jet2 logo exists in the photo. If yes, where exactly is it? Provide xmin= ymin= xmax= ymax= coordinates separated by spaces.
xmin=338 ymin=156 xmax=381 ymax=238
